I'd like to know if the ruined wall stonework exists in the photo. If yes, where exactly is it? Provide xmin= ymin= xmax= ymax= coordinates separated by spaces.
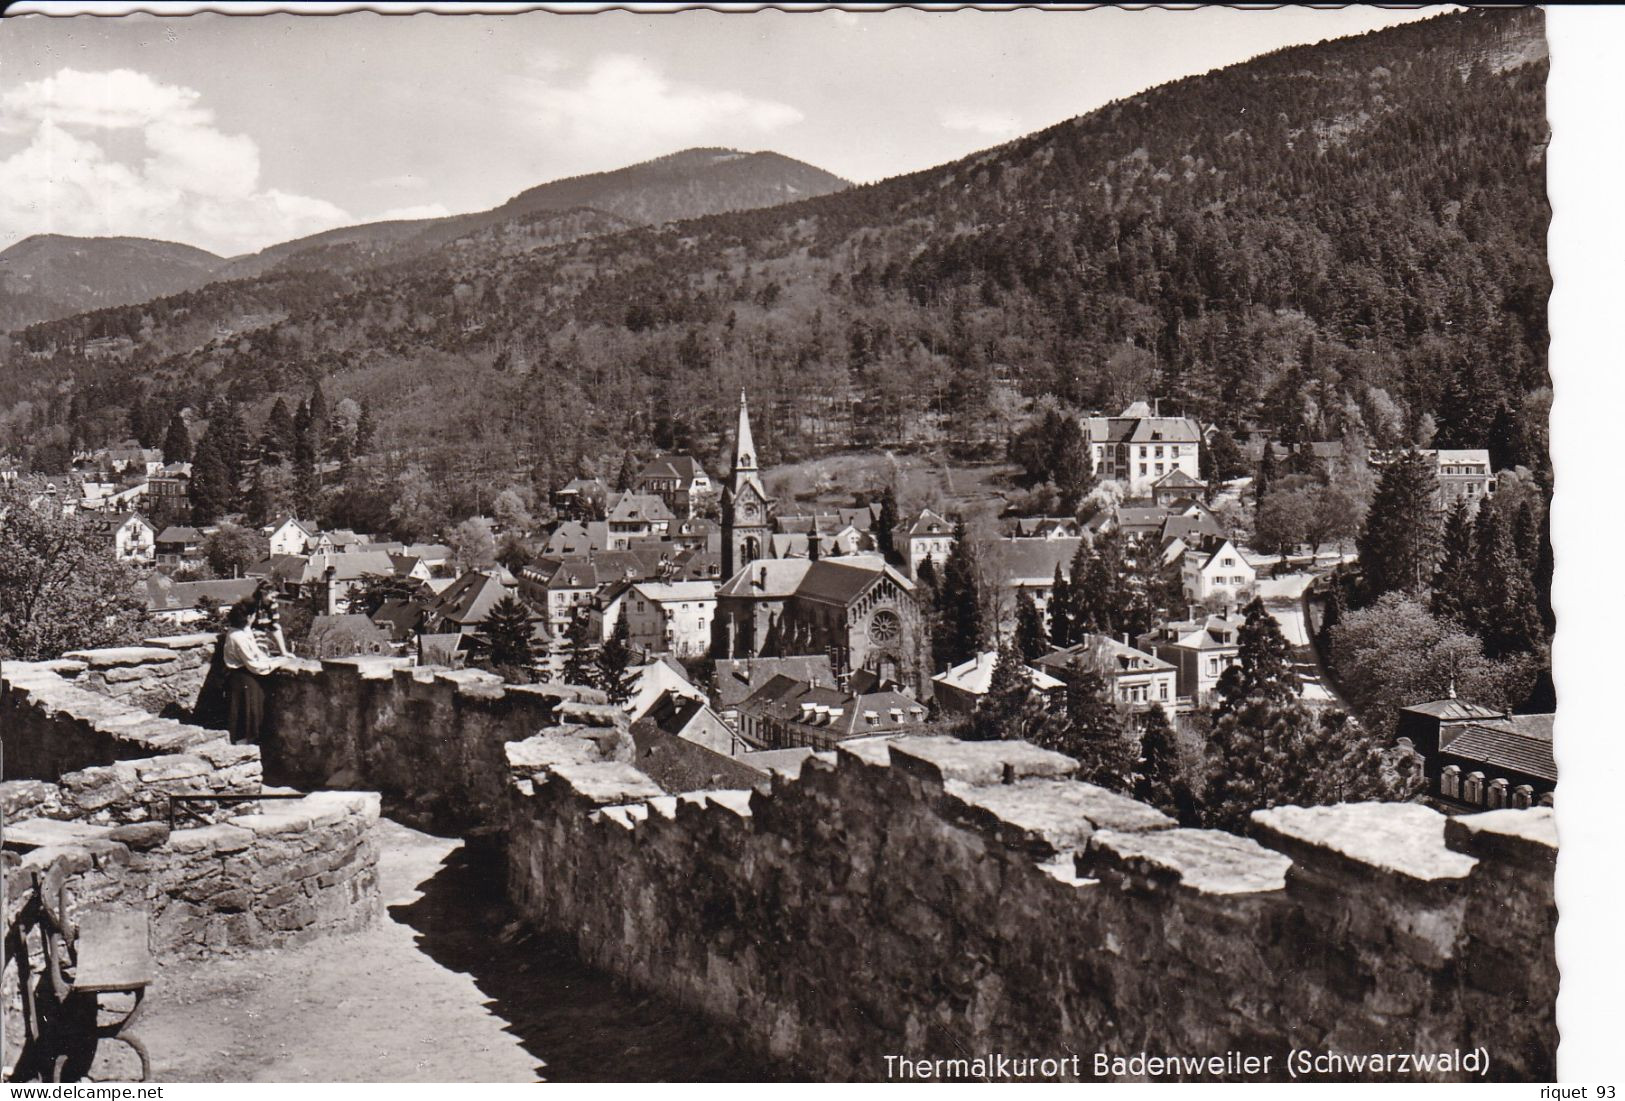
xmin=262 ymin=656 xmax=627 ymax=831
xmin=505 ymin=737 xmax=1557 ymax=1083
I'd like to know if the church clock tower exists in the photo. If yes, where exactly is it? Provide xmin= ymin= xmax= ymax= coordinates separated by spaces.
xmin=722 ymin=390 xmax=772 ymax=579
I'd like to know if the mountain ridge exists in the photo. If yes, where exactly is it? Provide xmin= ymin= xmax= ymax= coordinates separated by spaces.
xmin=2 ymin=8 xmax=1549 ymax=522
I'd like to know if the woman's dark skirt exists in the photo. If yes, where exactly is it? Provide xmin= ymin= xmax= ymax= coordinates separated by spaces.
xmin=226 ymin=668 xmax=267 ymax=745
xmin=192 ymin=636 xmax=230 ymax=730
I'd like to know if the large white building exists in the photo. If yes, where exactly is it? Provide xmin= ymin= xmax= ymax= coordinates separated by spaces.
xmin=1369 ymin=448 xmax=1496 ymax=514
xmin=1084 ymin=401 xmax=1203 ymax=494
xmin=625 ymin=580 xmax=718 ymax=659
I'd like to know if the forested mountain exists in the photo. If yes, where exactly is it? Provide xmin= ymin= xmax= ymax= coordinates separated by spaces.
xmin=0 ymin=234 xmax=225 ymax=331
xmin=1 ymin=8 xmax=1549 ymax=523
xmin=215 ymin=147 xmax=851 ymax=281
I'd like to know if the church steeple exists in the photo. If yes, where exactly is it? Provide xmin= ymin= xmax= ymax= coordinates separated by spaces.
xmin=723 ymin=390 xmax=771 ymax=580
xmin=732 ymin=389 xmax=758 ymax=475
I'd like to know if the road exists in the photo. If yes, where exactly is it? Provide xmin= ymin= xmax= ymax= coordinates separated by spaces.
xmin=1255 ymin=571 xmax=1334 ymax=703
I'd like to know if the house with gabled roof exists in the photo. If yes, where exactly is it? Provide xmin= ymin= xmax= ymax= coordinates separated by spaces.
xmin=155 ymin=525 xmax=205 ymax=567
xmin=1397 ymin=697 xmax=1555 ymax=810
xmin=624 ymin=579 xmax=718 ymax=659
xmin=605 ymin=492 xmax=676 ymax=549
xmin=426 ymin=569 xmax=516 ymax=634
xmin=92 ymin=511 xmax=156 ymax=563
xmin=896 ymin=507 xmax=955 ymax=580
xmin=1150 ymin=467 xmax=1205 ymax=505
xmin=632 ymin=454 xmax=712 ymax=518
xmin=268 ymin=517 xmax=318 ymax=557
xmin=1181 ymin=536 xmax=1255 ymax=604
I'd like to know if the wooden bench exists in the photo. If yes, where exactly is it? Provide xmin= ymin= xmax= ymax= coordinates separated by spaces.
xmin=22 ymin=864 xmax=154 ymax=1082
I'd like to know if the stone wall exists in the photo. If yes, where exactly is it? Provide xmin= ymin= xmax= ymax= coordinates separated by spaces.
xmin=4 ymin=792 xmax=381 ymax=1068
xmin=3 ymin=658 xmax=261 ymax=824
xmin=263 ymin=656 xmax=627 ymax=831
xmin=505 ymin=736 xmax=1557 ymax=1082
xmin=64 ymin=633 xmax=216 ymax=716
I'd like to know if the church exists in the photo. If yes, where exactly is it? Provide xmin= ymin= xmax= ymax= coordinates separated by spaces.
xmin=715 ymin=393 xmax=928 ymax=692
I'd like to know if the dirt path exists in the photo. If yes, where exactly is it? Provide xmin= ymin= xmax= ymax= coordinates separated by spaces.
xmin=131 ymin=818 xmax=781 ymax=1082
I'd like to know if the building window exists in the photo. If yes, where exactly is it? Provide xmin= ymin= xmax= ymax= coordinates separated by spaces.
xmin=1463 ymin=771 xmax=1486 ymax=805
xmin=1440 ymin=765 xmax=1461 ymax=800
xmin=1512 ymin=784 xmax=1533 ymax=809
xmin=1488 ymin=778 xmax=1509 ymax=809
xmin=1159 ymin=682 xmax=1168 ymax=700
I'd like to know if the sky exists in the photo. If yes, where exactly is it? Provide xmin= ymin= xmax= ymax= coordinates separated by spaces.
xmin=0 ymin=5 xmax=1454 ymax=257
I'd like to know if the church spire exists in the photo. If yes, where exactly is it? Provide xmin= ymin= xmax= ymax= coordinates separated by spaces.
xmin=733 ymin=389 xmax=757 ymax=474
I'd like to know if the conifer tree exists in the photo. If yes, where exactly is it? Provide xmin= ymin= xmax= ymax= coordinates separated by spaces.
xmin=1134 ymin=703 xmax=1183 ymax=816
xmin=1036 ymin=665 xmax=1135 ymax=792
xmin=354 ymin=400 xmax=377 ymax=457
xmin=260 ymin=397 xmax=296 ymax=466
xmin=597 ymin=608 xmax=634 ymax=704
xmin=1255 ymin=440 xmax=1277 ymax=502
xmin=1430 ymin=498 xmax=1477 ymax=625
xmin=479 ymin=596 xmax=534 ymax=671
xmin=188 ymin=430 xmax=231 ymax=525
xmin=875 ymin=485 xmax=898 ymax=558
xmin=1014 ymin=591 xmax=1048 ymax=662
xmin=1048 ymin=563 xmax=1074 ymax=648
xmin=1356 ymin=450 xmax=1441 ymax=600
xmin=1471 ymin=497 xmax=1544 ymax=659
xmin=973 ymin=641 xmax=1036 ymax=742
xmin=615 ymin=447 xmax=638 ymax=492
xmin=162 ymin=411 xmax=192 ymax=465
xmin=307 ymin=383 xmax=331 ymax=462
xmin=562 ymin=611 xmax=601 ymax=689
xmin=1215 ymin=597 xmax=1298 ymax=717
xmin=934 ymin=519 xmax=987 ymax=669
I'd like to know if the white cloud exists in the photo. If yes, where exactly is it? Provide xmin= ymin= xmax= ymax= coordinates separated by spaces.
xmin=510 ymin=54 xmax=804 ymax=168
xmin=941 ymin=107 xmax=1025 ymax=139
xmin=378 ymin=203 xmax=451 ymax=222
xmin=371 ymin=173 xmax=429 ymax=192
xmin=0 ymin=68 xmax=352 ymax=255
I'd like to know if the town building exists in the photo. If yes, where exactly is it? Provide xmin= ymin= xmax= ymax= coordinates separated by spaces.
xmin=605 ymin=492 xmax=676 ymax=550
xmin=624 ymin=580 xmax=718 ymax=659
xmin=930 ymin=651 xmax=1067 ymax=718
xmin=734 ymin=674 xmax=928 ymax=752
xmin=714 ymin=557 xmax=924 ymax=691
xmin=1369 ymin=448 xmax=1497 ymax=513
xmin=710 ymin=655 xmax=837 ymax=729
xmin=995 ymin=537 xmax=1084 ymax=634
xmin=642 ymin=691 xmax=739 ymax=756
xmin=1181 ymin=536 xmax=1256 ymax=604
xmin=1395 ymin=698 xmax=1556 ymax=809
xmin=268 ymin=517 xmax=318 ymax=557
xmin=896 ymin=508 xmax=955 ymax=580
xmin=632 ymin=454 xmax=713 ymax=518
xmin=1136 ymin=612 xmax=1243 ymax=705
xmin=154 ymin=525 xmax=205 ymax=569
xmin=1084 ymin=401 xmax=1203 ymax=494
xmin=1033 ymin=635 xmax=1178 ymax=710
xmin=94 ymin=511 xmax=157 ymax=563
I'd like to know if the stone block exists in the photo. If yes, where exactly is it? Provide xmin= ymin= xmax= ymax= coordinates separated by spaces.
xmin=167 ymin=823 xmax=254 ymax=854
xmin=1251 ymin=803 xmax=1478 ymax=885
xmin=886 ymin=736 xmax=1079 ymax=787
xmin=109 ymin=821 xmax=171 ymax=851
xmin=1084 ymin=828 xmax=1292 ymax=897
xmin=944 ymin=778 xmax=1173 ymax=858
xmin=546 ymin=761 xmax=665 ymax=807
xmin=505 ymin=734 xmax=602 ymax=774
xmin=1444 ymin=807 xmax=1557 ymax=870
xmin=63 ymin=647 xmax=179 ymax=668
xmin=3 ymin=818 xmax=116 ymax=851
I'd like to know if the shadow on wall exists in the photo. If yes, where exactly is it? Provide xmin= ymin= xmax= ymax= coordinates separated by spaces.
xmin=384 ymin=840 xmax=798 ymax=1083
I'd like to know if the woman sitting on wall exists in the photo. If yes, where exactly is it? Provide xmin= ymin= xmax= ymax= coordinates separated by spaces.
xmin=223 ymin=601 xmax=284 ymax=744
xmin=250 ymin=580 xmax=292 ymax=658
